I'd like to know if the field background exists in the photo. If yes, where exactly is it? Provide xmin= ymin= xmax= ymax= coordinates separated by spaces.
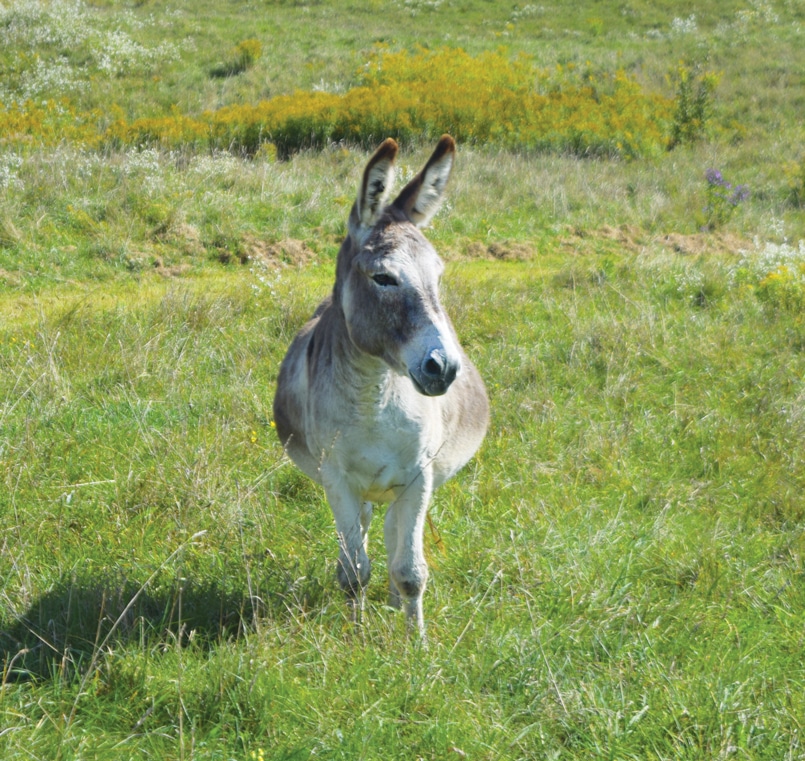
xmin=2 ymin=1 xmax=805 ymax=759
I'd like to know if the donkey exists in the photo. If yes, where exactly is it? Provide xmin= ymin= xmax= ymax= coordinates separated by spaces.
xmin=273 ymin=136 xmax=489 ymax=635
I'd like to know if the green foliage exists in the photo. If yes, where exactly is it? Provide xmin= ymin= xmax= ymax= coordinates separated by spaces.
xmin=699 ymin=167 xmax=749 ymax=230
xmin=210 ymin=38 xmax=263 ymax=78
xmin=668 ymin=60 xmax=721 ymax=149
xmin=731 ymin=240 xmax=805 ymax=313
xmin=784 ymin=158 xmax=805 ymax=207
xmin=756 ymin=263 xmax=805 ymax=311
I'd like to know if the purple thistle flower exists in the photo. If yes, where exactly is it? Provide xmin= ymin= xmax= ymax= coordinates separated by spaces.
xmin=730 ymin=184 xmax=750 ymax=205
xmin=702 ymin=169 xmax=749 ymax=228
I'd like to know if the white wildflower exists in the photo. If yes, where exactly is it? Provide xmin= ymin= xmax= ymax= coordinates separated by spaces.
xmin=730 ymin=239 xmax=805 ymax=285
xmin=670 ymin=15 xmax=697 ymax=35
xmin=0 ymin=154 xmax=24 ymax=191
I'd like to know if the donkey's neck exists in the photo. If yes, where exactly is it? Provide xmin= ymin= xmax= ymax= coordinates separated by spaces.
xmin=324 ymin=294 xmax=405 ymax=401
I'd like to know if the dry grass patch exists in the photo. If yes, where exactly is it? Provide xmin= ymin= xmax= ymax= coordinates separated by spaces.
xmin=463 ymin=239 xmax=538 ymax=261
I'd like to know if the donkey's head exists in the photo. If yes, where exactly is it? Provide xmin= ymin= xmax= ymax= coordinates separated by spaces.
xmin=336 ymin=136 xmax=462 ymax=397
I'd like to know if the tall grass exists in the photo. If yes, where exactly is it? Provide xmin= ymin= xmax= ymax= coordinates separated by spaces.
xmin=0 ymin=142 xmax=799 ymax=295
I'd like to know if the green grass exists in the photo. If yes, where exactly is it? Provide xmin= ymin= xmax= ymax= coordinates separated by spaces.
xmin=3 ymin=257 xmax=805 ymax=759
xmin=3 ymin=0 xmax=805 ymax=759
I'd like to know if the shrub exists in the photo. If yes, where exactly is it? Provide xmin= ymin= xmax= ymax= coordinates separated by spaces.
xmin=668 ymin=60 xmax=721 ymax=149
xmin=701 ymin=168 xmax=749 ymax=230
xmin=210 ymin=38 xmax=263 ymax=78
xmin=0 ymin=98 xmax=102 ymax=147
xmin=756 ymin=265 xmax=805 ymax=311
xmin=732 ymin=240 xmax=805 ymax=312
xmin=783 ymin=159 xmax=805 ymax=207
xmin=357 ymin=48 xmax=673 ymax=157
xmin=2 ymin=47 xmax=677 ymax=159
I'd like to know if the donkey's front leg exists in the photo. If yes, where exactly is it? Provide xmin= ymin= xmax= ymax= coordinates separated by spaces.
xmin=322 ymin=476 xmax=372 ymax=622
xmin=384 ymin=470 xmax=432 ymax=636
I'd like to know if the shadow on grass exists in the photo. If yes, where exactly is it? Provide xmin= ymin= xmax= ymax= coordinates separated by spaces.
xmin=1 ymin=566 xmax=327 ymax=682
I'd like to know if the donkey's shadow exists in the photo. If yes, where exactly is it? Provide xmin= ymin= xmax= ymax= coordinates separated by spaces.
xmin=1 ymin=567 xmax=327 ymax=682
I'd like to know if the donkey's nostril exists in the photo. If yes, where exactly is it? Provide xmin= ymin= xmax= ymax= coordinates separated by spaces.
xmin=413 ymin=347 xmax=458 ymax=396
xmin=422 ymin=348 xmax=447 ymax=379
xmin=424 ymin=356 xmax=443 ymax=377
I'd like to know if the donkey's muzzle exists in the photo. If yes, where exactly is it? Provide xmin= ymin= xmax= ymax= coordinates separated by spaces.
xmin=411 ymin=347 xmax=460 ymax=397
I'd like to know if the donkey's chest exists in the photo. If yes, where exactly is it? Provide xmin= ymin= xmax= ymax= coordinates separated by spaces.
xmin=315 ymin=389 xmax=441 ymax=501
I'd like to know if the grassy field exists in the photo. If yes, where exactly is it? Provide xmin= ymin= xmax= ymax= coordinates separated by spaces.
xmin=2 ymin=1 xmax=805 ymax=759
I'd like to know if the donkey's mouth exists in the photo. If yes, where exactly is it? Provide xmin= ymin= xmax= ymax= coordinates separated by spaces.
xmin=409 ymin=372 xmax=451 ymax=397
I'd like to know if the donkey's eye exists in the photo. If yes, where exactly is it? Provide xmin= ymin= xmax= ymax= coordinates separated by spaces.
xmin=372 ymin=273 xmax=398 ymax=287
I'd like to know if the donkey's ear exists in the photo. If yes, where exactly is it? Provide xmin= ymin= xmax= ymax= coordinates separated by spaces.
xmin=392 ymin=135 xmax=455 ymax=228
xmin=357 ymin=138 xmax=398 ymax=228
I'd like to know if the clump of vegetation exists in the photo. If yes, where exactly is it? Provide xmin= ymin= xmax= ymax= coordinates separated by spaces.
xmin=734 ymin=239 xmax=805 ymax=312
xmin=784 ymin=158 xmax=805 ymax=207
xmin=210 ymin=38 xmax=263 ymax=78
xmin=1 ymin=47 xmax=675 ymax=158
xmin=700 ymin=167 xmax=749 ymax=230
xmin=0 ymin=99 xmax=104 ymax=148
xmin=756 ymin=263 xmax=805 ymax=310
xmin=667 ymin=60 xmax=721 ymax=149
